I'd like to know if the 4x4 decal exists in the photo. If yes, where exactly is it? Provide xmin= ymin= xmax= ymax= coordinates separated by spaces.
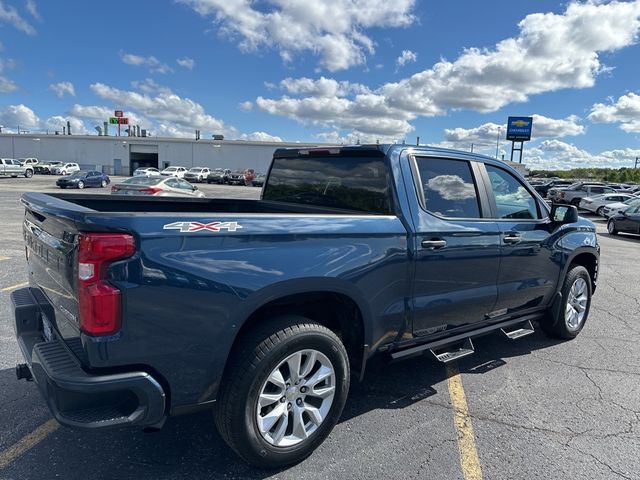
xmin=163 ymin=221 xmax=243 ymax=233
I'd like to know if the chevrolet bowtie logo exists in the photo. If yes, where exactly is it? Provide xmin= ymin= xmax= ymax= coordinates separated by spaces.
xmin=511 ymin=120 xmax=530 ymax=127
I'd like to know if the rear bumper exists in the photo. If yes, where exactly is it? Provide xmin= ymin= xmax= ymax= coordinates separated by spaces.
xmin=11 ymin=287 xmax=166 ymax=430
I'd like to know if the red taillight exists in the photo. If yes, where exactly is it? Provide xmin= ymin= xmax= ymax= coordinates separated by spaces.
xmin=78 ymin=233 xmax=135 ymax=336
xmin=111 ymin=185 xmax=119 ymax=192
xmin=560 ymin=192 xmax=565 ymax=199
xmin=139 ymin=187 xmax=162 ymax=194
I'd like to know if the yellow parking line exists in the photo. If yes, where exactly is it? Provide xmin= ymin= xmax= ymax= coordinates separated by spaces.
xmin=0 ymin=256 xmax=9 ymax=261
xmin=447 ymin=363 xmax=483 ymax=480
xmin=0 ymin=419 xmax=59 ymax=469
xmin=0 ymin=282 xmax=28 ymax=293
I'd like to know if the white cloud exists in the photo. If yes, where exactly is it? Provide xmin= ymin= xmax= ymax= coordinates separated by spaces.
xmin=440 ymin=114 xmax=585 ymax=151
xmin=25 ymin=0 xmax=41 ymax=21
xmin=0 ymin=103 xmax=89 ymax=135
xmin=238 ymin=131 xmax=283 ymax=142
xmin=120 ymin=52 xmax=173 ymax=74
xmin=0 ymin=1 xmax=35 ymax=34
xmin=176 ymin=57 xmax=195 ymax=70
xmin=89 ymin=82 xmax=230 ymax=136
xmin=588 ymin=92 xmax=640 ymax=133
xmin=0 ymin=57 xmax=17 ymax=93
xmin=179 ymin=0 xmax=416 ymax=71
xmin=69 ymin=104 xmax=148 ymax=127
xmin=251 ymin=1 xmax=640 ymax=140
xmin=42 ymin=115 xmax=88 ymax=135
xmin=48 ymin=81 xmax=76 ymax=98
xmin=396 ymin=49 xmax=417 ymax=67
xmin=526 ymin=140 xmax=640 ymax=170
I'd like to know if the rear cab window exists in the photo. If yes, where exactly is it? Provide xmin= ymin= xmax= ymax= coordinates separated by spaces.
xmin=263 ymin=151 xmax=392 ymax=214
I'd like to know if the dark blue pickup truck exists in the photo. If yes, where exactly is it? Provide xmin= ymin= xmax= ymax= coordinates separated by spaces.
xmin=12 ymin=145 xmax=599 ymax=467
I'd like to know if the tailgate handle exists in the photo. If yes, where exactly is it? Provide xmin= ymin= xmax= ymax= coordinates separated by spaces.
xmin=421 ymin=239 xmax=447 ymax=249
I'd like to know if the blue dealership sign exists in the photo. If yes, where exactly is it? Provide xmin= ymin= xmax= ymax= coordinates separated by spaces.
xmin=506 ymin=116 xmax=533 ymax=141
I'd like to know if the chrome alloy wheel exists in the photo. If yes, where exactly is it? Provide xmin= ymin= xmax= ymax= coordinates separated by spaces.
xmin=565 ymin=277 xmax=589 ymax=331
xmin=256 ymin=349 xmax=335 ymax=447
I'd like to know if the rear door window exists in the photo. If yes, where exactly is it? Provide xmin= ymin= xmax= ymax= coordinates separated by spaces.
xmin=414 ymin=157 xmax=481 ymax=219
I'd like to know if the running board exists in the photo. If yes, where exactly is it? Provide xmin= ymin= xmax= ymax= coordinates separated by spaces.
xmin=501 ymin=320 xmax=534 ymax=340
xmin=428 ymin=338 xmax=474 ymax=363
xmin=390 ymin=314 xmax=544 ymax=361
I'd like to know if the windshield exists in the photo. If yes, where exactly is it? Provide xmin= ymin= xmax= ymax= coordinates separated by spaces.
xmin=189 ymin=168 xmax=203 ymax=172
xmin=164 ymin=167 xmax=177 ymax=172
xmin=69 ymin=171 xmax=87 ymax=177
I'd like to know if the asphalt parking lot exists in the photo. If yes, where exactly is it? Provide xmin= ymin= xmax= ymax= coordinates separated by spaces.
xmin=0 ymin=175 xmax=639 ymax=480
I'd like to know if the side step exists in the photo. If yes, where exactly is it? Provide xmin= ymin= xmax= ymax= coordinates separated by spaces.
xmin=501 ymin=320 xmax=534 ymax=340
xmin=428 ymin=338 xmax=474 ymax=363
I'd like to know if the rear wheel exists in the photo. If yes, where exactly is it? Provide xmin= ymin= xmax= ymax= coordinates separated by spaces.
xmin=542 ymin=265 xmax=591 ymax=339
xmin=100 ymin=180 xmax=107 ymax=187
xmin=571 ymin=198 xmax=581 ymax=207
xmin=214 ymin=316 xmax=350 ymax=468
xmin=607 ymin=220 xmax=618 ymax=235
xmin=596 ymin=206 xmax=604 ymax=216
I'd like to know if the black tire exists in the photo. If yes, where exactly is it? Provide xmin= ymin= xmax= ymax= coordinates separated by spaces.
xmin=101 ymin=180 xmax=108 ymax=188
xmin=59 ymin=185 xmax=66 ymax=189
xmin=596 ymin=206 xmax=604 ymax=216
xmin=607 ymin=220 xmax=618 ymax=235
xmin=214 ymin=316 xmax=350 ymax=468
xmin=571 ymin=198 xmax=581 ymax=207
xmin=77 ymin=181 xmax=84 ymax=189
xmin=542 ymin=265 xmax=591 ymax=340
xmin=25 ymin=169 xmax=33 ymax=178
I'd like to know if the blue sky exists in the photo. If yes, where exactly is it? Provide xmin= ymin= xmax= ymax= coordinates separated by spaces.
xmin=1 ymin=0 xmax=640 ymax=169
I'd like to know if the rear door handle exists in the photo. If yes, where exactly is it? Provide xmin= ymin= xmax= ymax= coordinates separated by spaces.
xmin=421 ymin=239 xmax=447 ymax=249
xmin=503 ymin=233 xmax=522 ymax=244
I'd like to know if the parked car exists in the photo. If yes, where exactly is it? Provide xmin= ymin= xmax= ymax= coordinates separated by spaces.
xmin=549 ymin=183 xmax=616 ymax=206
xmin=111 ymin=175 xmax=205 ymax=197
xmin=34 ymin=161 xmax=63 ymax=174
xmin=133 ymin=167 xmax=161 ymax=177
xmin=18 ymin=157 xmax=39 ymax=167
xmin=56 ymin=170 xmax=110 ymax=189
xmin=252 ymin=172 xmax=266 ymax=187
xmin=227 ymin=169 xmax=247 ymax=185
xmin=12 ymin=144 xmax=599 ymax=468
xmin=160 ymin=166 xmax=188 ymax=178
xmin=579 ymin=193 xmax=637 ymax=215
xmin=184 ymin=167 xmax=211 ymax=183
xmin=532 ymin=179 xmax=574 ymax=198
xmin=602 ymin=198 xmax=640 ymax=218
xmin=206 ymin=168 xmax=231 ymax=184
xmin=53 ymin=163 xmax=80 ymax=175
xmin=0 ymin=158 xmax=33 ymax=177
xmin=608 ymin=204 xmax=640 ymax=236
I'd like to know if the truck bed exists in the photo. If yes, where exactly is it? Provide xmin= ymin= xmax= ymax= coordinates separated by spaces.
xmin=30 ymin=193 xmax=381 ymax=215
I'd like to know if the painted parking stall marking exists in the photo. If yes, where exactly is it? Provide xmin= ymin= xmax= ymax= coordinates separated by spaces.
xmin=0 ymin=419 xmax=59 ymax=469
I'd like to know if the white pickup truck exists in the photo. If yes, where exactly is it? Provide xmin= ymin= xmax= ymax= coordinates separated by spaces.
xmin=0 ymin=158 xmax=34 ymax=178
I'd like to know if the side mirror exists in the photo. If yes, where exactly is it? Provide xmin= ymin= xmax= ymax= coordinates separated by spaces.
xmin=192 ymin=185 xmax=198 ymax=191
xmin=551 ymin=204 xmax=578 ymax=224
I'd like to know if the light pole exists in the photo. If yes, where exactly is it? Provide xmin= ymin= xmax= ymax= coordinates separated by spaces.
xmin=635 ymin=157 xmax=639 ymax=169
xmin=495 ymin=126 xmax=501 ymax=159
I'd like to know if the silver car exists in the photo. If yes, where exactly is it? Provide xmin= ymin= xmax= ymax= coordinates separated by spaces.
xmin=579 ymin=193 xmax=637 ymax=215
xmin=602 ymin=198 xmax=640 ymax=218
xmin=110 ymin=175 xmax=205 ymax=197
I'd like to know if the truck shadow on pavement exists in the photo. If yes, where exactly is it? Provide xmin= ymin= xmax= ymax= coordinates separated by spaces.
xmin=0 ymin=330 xmax=564 ymax=479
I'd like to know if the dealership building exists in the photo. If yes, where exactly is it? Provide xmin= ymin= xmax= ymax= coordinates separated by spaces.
xmin=0 ymin=133 xmax=322 ymax=176
xmin=0 ymin=133 xmax=527 ymax=176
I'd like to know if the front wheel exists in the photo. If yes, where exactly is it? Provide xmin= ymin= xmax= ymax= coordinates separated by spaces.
xmin=607 ymin=220 xmax=618 ymax=235
xmin=542 ymin=265 xmax=591 ymax=340
xmin=25 ymin=170 xmax=33 ymax=178
xmin=77 ymin=181 xmax=84 ymax=189
xmin=214 ymin=316 xmax=350 ymax=468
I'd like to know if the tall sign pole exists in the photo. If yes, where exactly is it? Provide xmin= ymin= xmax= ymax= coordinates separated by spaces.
xmin=506 ymin=117 xmax=533 ymax=163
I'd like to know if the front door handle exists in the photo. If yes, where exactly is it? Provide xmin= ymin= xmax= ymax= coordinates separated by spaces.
xmin=421 ymin=239 xmax=447 ymax=249
xmin=503 ymin=233 xmax=522 ymax=244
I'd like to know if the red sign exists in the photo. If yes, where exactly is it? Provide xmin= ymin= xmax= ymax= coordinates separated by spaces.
xmin=114 ymin=110 xmax=123 ymax=118
xmin=119 ymin=117 xmax=129 ymax=125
